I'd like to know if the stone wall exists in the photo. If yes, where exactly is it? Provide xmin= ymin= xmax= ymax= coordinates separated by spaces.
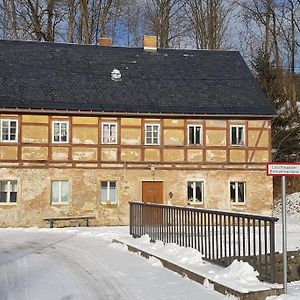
xmin=0 ymin=168 xmax=273 ymax=227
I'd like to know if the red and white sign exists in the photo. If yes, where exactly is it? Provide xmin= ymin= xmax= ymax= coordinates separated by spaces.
xmin=267 ymin=162 xmax=300 ymax=176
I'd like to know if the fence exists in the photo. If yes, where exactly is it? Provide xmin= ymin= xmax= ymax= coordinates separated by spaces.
xmin=129 ymin=201 xmax=279 ymax=283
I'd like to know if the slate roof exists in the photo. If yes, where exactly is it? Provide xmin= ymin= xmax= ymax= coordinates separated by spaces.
xmin=0 ymin=40 xmax=275 ymax=116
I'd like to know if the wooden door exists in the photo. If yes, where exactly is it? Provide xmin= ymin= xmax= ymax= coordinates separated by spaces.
xmin=142 ymin=181 xmax=163 ymax=204
xmin=142 ymin=181 xmax=163 ymax=226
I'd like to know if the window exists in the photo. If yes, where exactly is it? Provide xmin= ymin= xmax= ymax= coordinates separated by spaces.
xmin=145 ymin=124 xmax=160 ymax=145
xmin=0 ymin=119 xmax=18 ymax=142
xmin=230 ymin=125 xmax=245 ymax=146
xmin=187 ymin=181 xmax=203 ymax=203
xmin=101 ymin=181 xmax=117 ymax=204
xmin=51 ymin=181 xmax=69 ymax=204
xmin=188 ymin=125 xmax=202 ymax=145
xmin=0 ymin=180 xmax=17 ymax=204
xmin=52 ymin=121 xmax=69 ymax=143
xmin=230 ymin=182 xmax=245 ymax=203
xmin=102 ymin=123 xmax=117 ymax=144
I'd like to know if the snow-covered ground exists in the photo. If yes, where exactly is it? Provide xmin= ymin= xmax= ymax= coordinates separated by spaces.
xmin=0 ymin=226 xmax=227 ymax=300
xmin=0 ymin=194 xmax=300 ymax=300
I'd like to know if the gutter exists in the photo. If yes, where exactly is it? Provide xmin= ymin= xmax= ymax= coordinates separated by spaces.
xmin=0 ymin=107 xmax=277 ymax=120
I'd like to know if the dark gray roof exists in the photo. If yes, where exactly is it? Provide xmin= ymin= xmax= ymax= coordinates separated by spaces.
xmin=0 ymin=40 xmax=275 ymax=116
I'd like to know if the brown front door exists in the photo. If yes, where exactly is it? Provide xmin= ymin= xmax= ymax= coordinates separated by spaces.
xmin=142 ymin=181 xmax=163 ymax=204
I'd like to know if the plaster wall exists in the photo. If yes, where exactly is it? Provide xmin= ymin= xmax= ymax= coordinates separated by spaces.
xmin=72 ymin=127 xmax=98 ymax=144
xmin=22 ymin=125 xmax=48 ymax=143
xmin=144 ymin=149 xmax=160 ymax=161
xmin=163 ymin=129 xmax=184 ymax=145
xmin=101 ymin=148 xmax=118 ymax=161
xmin=52 ymin=147 xmax=69 ymax=160
xmin=121 ymin=128 xmax=141 ymax=145
xmin=187 ymin=149 xmax=203 ymax=162
xmin=22 ymin=147 xmax=48 ymax=160
xmin=0 ymin=168 xmax=273 ymax=227
xmin=206 ymin=129 xmax=227 ymax=146
xmin=0 ymin=146 xmax=18 ymax=160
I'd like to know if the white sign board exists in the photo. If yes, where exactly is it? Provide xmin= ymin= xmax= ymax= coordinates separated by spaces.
xmin=267 ymin=163 xmax=300 ymax=176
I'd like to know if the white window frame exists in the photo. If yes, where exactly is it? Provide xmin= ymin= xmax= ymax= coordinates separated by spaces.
xmin=230 ymin=125 xmax=245 ymax=146
xmin=0 ymin=180 xmax=17 ymax=204
xmin=230 ymin=181 xmax=246 ymax=204
xmin=52 ymin=121 xmax=69 ymax=144
xmin=145 ymin=123 xmax=160 ymax=145
xmin=101 ymin=122 xmax=117 ymax=144
xmin=187 ymin=181 xmax=204 ymax=203
xmin=0 ymin=119 xmax=18 ymax=142
xmin=51 ymin=180 xmax=69 ymax=204
xmin=100 ymin=181 xmax=118 ymax=204
xmin=188 ymin=125 xmax=202 ymax=145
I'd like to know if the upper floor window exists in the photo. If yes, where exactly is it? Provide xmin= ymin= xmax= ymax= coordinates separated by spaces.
xmin=0 ymin=119 xmax=18 ymax=142
xmin=52 ymin=121 xmax=69 ymax=143
xmin=187 ymin=181 xmax=203 ymax=203
xmin=0 ymin=180 xmax=17 ymax=204
xmin=51 ymin=180 xmax=69 ymax=204
xmin=102 ymin=123 xmax=117 ymax=144
xmin=188 ymin=125 xmax=202 ymax=145
xmin=230 ymin=181 xmax=245 ymax=203
xmin=145 ymin=124 xmax=160 ymax=145
xmin=101 ymin=181 xmax=117 ymax=204
xmin=230 ymin=125 xmax=245 ymax=146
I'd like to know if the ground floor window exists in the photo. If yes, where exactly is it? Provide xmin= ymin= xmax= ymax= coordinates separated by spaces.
xmin=187 ymin=181 xmax=203 ymax=203
xmin=0 ymin=180 xmax=17 ymax=203
xmin=230 ymin=181 xmax=245 ymax=203
xmin=51 ymin=181 xmax=69 ymax=204
xmin=101 ymin=181 xmax=117 ymax=204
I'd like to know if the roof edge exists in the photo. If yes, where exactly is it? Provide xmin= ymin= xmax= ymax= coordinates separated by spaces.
xmin=0 ymin=108 xmax=276 ymax=119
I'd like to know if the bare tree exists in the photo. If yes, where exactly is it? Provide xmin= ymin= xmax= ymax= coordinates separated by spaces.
xmin=145 ymin=0 xmax=185 ymax=48
xmin=278 ymin=0 xmax=300 ymax=110
xmin=118 ymin=0 xmax=144 ymax=47
xmin=183 ymin=0 xmax=232 ymax=49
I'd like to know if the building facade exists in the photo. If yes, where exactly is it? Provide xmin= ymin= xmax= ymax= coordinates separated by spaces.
xmin=0 ymin=38 xmax=275 ymax=227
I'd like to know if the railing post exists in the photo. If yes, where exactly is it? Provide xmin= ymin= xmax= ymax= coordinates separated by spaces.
xmin=129 ymin=202 xmax=133 ymax=236
xmin=269 ymin=221 xmax=276 ymax=283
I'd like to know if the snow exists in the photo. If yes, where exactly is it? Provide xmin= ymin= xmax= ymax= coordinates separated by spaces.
xmin=1 ymin=193 xmax=300 ymax=299
xmin=213 ymin=259 xmax=259 ymax=285
xmin=0 ymin=226 xmax=226 ymax=300
xmin=117 ymin=234 xmax=279 ymax=293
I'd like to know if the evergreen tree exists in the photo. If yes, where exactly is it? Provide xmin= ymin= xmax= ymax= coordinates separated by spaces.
xmin=252 ymin=50 xmax=300 ymax=162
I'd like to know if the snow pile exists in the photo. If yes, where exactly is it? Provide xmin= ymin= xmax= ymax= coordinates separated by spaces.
xmin=118 ymin=234 xmax=281 ymax=293
xmin=110 ymin=241 xmax=128 ymax=252
xmin=147 ymin=256 xmax=163 ymax=267
xmin=213 ymin=260 xmax=259 ymax=284
xmin=274 ymin=193 xmax=300 ymax=216
xmin=132 ymin=234 xmax=203 ymax=267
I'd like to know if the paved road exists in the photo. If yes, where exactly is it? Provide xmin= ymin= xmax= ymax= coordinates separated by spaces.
xmin=0 ymin=228 xmax=225 ymax=300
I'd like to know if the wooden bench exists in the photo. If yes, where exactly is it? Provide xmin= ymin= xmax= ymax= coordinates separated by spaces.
xmin=44 ymin=216 xmax=96 ymax=228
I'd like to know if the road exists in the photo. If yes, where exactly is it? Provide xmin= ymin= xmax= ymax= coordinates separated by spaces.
xmin=0 ymin=228 xmax=225 ymax=300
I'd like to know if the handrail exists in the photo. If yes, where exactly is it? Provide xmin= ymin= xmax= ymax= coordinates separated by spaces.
xmin=129 ymin=201 xmax=278 ymax=283
xmin=129 ymin=201 xmax=279 ymax=222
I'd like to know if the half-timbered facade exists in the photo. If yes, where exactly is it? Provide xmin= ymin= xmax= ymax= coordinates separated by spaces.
xmin=0 ymin=38 xmax=275 ymax=227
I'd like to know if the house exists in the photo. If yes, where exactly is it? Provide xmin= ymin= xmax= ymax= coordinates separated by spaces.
xmin=0 ymin=37 xmax=275 ymax=227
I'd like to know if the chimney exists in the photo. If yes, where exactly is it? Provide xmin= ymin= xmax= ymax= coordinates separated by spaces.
xmin=97 ymin=37 xmax=112 ymax=47
xmin=143 ymin=35 xmax=157 ymax=52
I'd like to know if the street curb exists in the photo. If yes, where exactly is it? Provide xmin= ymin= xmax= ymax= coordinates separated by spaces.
xmin=113 ymin=239 xmax=283 ymax=300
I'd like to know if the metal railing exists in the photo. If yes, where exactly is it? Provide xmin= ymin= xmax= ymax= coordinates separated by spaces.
xmin=129 ymin=201 xmax=279 ymax=283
